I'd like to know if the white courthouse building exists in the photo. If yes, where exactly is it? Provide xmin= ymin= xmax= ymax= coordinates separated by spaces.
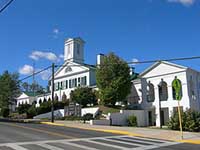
xmin=131 ymin=61 xmax=200 ymax=127
xmin=16 ymin=37 xmax=200 ymax=127
xmin=36 ymin=37 xmax=97 ymax=107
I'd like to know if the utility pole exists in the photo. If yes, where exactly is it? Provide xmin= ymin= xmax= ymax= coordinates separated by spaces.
xmin=51 ymin=63 xmax=55 ymax=123
xmin=33 ymin=61 xmax=36 ymax=104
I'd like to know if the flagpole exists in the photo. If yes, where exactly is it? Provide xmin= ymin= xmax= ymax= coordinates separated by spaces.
xmin=177 ymin=100 xmax=183 ymax=140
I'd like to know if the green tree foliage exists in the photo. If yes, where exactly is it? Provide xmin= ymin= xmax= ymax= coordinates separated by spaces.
xmin=168 ymin=109 xmax=200 ymax=132
xmin=96 ymin=53 xmax=131 ymax=106
xmin=17 ymin=104 xmax=32 ymax=114
xmin=0 ymin=71 xmax=21 ymax=117
xmin=21 ymin=82 xmax=45 ymax=94
xmin=16 ymin=100 xmax=69 ymax=119
xmin=70 ymin=87 xmax=97 ymax=107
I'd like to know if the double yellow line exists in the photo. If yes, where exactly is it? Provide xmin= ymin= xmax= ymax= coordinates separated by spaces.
xmin=0 ymin=122 xmax=75 ymax=139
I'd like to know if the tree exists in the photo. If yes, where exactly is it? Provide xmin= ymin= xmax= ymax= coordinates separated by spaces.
xmin=0 ymin=71 xmax=21 ymax=117
xmin=22 ymin=82 xmax=29 ymax=92
xmin=96 ymin=53 xmax=131 ymax=106
xmin=70 ymin=87 xmax=97 ymax=107
xmin=21 ymin=82 xmax=45 ymax=94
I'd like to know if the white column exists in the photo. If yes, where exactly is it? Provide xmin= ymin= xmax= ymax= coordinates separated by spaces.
xmin=168 ymin=107 xmax=173 ymax=118
xmin=155 ymin=87 xmax=161 ymax=127
xmin=155 ymin=104 xmax=161 ymax=127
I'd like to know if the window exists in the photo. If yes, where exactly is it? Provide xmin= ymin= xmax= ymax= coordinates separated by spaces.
xmin=69 ymin=79 xmax=72 ymax=88
xmin=39 ymin=99 xmax=42 ymax=104
xmin=67 ymin=44 xmax=71 ymax=56
xmin=77 ymin=44 xmax=80 ymax=55
xmin=60 ymin=82 xmax=63 ymax=90
xmin=62 ymin=92 xmax=67 ymax=101
xmin=71 ymin=78 xmax=78 ymax=88
xmin=43 ymin=98 xmax=47 ymax=102
xmin=66 ymin=80 xmax=68 ymax=89
xmin=81 ymin=76 xmax=87 ymax=86
xmin=147 ymin=82 xmax=155 ymax=102
xmin=55 ymin=82 xmax=60 ymax=91
xmin=158 ymin=79 xmax=168 ymax=101
xmin=78 ymin=77 xmax=81 ymax=87
xmin=62 ymin=81 xmax=66 ymax=90
xmin=65 ymin=66 xmax=72 ymax=73
xmin=75 ymin=78 xmax=77 ymax=87
xmin=72 ymin=79 xmax=75 ymax=88
xmin=54 ymin=94 xmax=59 ymax=101
xmin=172 ymin=77 xmax=182 ymax=100
xmin=189 ymin=75 xmax=195 ymax=100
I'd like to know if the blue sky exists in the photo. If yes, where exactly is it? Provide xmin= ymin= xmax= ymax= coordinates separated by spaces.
xmin=0 ymin=0 xmax=200 ymax=86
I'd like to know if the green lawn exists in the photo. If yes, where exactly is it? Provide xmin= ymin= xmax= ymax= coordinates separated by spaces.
xmin=98 ymin=105 xmax=121 ymax=114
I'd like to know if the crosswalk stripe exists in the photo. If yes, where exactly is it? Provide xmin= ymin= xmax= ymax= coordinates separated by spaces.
xmin=132 ymin=142 xmax=179 ymax=150
xmin=37 ymin=143 xmax=64 ymax=150
xmin=5 ymin=144 xmax=27 ymax=150
xmin=0 ymin=136 xmax=179 ymax=150
xmin=124 ymin=136 xmax=171 ymax=143
xmin=104 ymin=138 xmax=148 ymax=148
xmin=119 ymin=137 xmax=163 ymax=145
xmin=59 ymin=141 xmax=99 ymax=150
xmin=83 ymin=139 xmax=129 ymax=150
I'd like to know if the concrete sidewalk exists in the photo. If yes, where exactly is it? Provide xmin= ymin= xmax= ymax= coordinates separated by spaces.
xmin=41 ymin=120 xmax=200 ymax=144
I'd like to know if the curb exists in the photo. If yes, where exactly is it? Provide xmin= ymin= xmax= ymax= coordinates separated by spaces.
xmin=40 ymin=122 xmax=200 ymax=145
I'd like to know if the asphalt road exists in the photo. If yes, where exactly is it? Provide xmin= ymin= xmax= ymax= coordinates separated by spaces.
xmin=0 ymin=121 xmax=199 ymax=150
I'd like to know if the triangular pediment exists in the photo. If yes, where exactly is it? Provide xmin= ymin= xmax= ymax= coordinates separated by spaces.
xmin=140 ymin=61 xmax=187 ymax=78
xmin=53 ymin=61 xmax=95 ymax=79
xmin=17 ymin=92 xmax=29 ymax=99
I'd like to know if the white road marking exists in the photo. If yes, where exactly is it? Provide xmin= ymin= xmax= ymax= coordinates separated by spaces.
xmin=60 ymin=141 xmax=99 ymax=150
xmin=37 ymin=143 xmax=64 ymax=150
xmin=84 ymin=139 xmax=132 ymax=150
xmin=0 ymin=135 xmax=180 ymax=150
xmin=5 ymin=144 xmax=27 ymax=150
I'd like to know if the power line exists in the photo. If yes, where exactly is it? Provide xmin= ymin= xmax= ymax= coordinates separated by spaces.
xmin=18 ymin=56 xmax=200 ymax=83
xmin=0 ymin=0 xmax=14 ymax=14
xmin=19 ymin=65 xmax=52 ymax=82
xmin=127 ymin=56 xmax=200 ymax=65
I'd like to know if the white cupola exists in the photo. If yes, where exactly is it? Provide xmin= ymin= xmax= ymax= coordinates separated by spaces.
xmin=64 ymin=37 xmax=85 ymax=63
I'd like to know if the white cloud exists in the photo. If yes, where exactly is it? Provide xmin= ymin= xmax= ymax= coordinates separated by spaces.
xmin=40 ymin=69 xmax=51 ymax=80
xmin=52 ymin=28 xmax=60 ymax=39
xmin=59 ymin=54 xmax=64 ymax=59
xmin=53 ymin=28 xmax=59 ymax=34
xmin=19 ymin=65 xmax=34 ymax=75
xmin=19 ymin=65 xmax=51 ymax=80
xmin=29 ymin=51 xmax=60 ymax=62
xmin=167 ymin=0 xmax=196 ymax=6
xmin=131 ymin=58 xmax=139 ymax=66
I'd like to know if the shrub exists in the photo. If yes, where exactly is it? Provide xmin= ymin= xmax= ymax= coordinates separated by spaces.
xmin=168 ymin=109 xmax=200 ymax=132
xmin=9 ymin=113 xmax=27 ymax=119
xmin=17 ymin=104 xmax=31 ymax=114
xmin=63 ymin=115 xmax=82 ymax=121
xmin=127 ymin=115 xmax=137 ymax=127
xmin=37 ymin=101 xmax=51 ymax=115
xmin=82 ymin=113 xmax=94 ymax=123
xmin=27 ymin=105 xmax=37 ymax=119
xmin=0 ymin=108 xmax=10 ymax=118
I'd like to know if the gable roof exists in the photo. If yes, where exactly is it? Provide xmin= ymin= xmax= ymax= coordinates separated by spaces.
xmin=139 ymin=61 xmax=187 ymax=77
xmin=49 ymin=61 xmax=96 ymax=80
xmin=24 ymin=92 xmax=40 ymax=97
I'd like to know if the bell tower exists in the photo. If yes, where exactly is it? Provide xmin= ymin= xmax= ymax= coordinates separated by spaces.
xmin=64 ymin=37 xmax=85 ymax=63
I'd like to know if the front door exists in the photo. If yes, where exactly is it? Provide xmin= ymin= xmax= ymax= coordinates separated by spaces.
xmin=160 ymin=110 xmax=165 ymax=126
xmin=148 ymin=111 xmax=152 ymax=126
